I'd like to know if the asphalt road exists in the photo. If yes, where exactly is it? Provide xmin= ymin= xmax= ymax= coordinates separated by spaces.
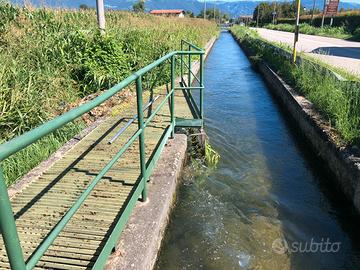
xmin=255 ymin=28 xmax=360 ymax=76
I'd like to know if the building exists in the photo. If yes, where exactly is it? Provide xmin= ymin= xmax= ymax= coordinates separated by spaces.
xmin=238 ymin=15 xmax=253 ymax=26
xmin=150 ymin=10 xmax=185 ymax=18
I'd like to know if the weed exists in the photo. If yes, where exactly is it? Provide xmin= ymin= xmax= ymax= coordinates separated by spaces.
xmin=205 ymin=141 xmax=220 ymax=168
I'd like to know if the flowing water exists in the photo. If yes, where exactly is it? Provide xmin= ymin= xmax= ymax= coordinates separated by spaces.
xmin=155 ymin=32 xmax=360 ymax=270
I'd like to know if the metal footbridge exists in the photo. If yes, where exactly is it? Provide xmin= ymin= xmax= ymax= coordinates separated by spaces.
xmin=0 ymin=40 xmax=205 ymax=269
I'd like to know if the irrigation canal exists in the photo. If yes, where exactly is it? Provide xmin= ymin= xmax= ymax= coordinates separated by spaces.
xmin=156 ymin=32 xmax=360 ymax=270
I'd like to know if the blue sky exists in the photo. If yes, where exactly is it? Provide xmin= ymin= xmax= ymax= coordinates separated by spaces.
xmin=202 ymin=0 xmax=360 ymax=3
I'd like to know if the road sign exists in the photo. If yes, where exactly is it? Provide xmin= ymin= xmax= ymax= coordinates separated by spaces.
xmin=325 ymin=0 xmax=339 ymax=16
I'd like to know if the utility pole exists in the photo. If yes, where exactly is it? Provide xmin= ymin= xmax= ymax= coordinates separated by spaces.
xmin=321 ymin=0 xmax=327 ymax=27
xmin=256 ymin=5 xmax=260 ymax=28
xmin=310 ymin=0 xmax=316 ymax=25
xmin=214 ymin=5 xmax=216 ymax=22
xmin=96 ymin=0 xmax=106 ymax=34
xmin=204 ymin=0 xmax=207 ymax=20
xmin=292 ymin=0 xmax=301 ymax=63
xmin=272 ymin=1 xmax=277 ymax=24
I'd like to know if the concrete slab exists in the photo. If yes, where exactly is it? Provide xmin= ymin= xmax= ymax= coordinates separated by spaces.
xmin=105 ymin=134 xmax=187 ymax=270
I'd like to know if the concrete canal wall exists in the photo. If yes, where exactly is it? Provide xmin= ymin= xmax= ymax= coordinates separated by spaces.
xmin=105 ymin=134 xmax=187 ymax=270
xmin=230 ymin=31 xmax=360 ymax=214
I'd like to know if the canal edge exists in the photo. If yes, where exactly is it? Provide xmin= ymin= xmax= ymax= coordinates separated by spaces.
xmin=230 ymin=31 xmax=360 ymax=214
xmin=105 ymin=134 xmax=188 ymax=270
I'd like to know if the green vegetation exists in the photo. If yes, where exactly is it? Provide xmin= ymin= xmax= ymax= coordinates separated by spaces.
xmin=132 ymin=0 xmax=145 ymax=13
xmin=277 ymin=11 xmax=360 ymax=38
xmin=264 ymin=23 xmax=356 ymax=40
xmin=205 ymin=141 xmax=220 ymax=168
xmin=254 ymin=3 xmax=359 ymax=40
xmin=0 ymin=1 xmax=218 ymax=185
xmin=231 ymin=26 xmax=360 ymax=146
xmin=187 ymin=134 xmax=220 ymax=180
xmin=79 ymin=4 xmax=92 ymax=10
xmin=354 ymin=27 xmax=360 ymax=41
xmin=253 ymin=2 xmax=300 ymax=24
xmin=198 ymin=8 xmax=230 ymax=22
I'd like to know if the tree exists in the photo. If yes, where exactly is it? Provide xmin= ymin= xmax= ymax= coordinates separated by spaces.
xmin=133 ymin=0 xmax=145 ymax=13
xmin=184 ymin=10 xmax=194 ymax=18
xmin=222 ymin=13 xmax=230 ymax=22
xmin=253 ymin=1 xmax=304 ymax=25
xmin=197 ymin=8 xmax=229 ymax=23
xmin=79 ymin=4 xmax=90 ymax=10
xmin=198 ymin=9 xmax=219 ymax=20
xmin=253 ymin=3 xmax=273 ymax=24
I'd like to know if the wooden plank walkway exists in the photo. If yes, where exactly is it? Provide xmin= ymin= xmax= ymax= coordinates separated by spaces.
xmin=0 ymin=85 xmax=196 ymax=269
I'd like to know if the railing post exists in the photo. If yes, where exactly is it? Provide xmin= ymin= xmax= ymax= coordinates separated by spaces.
xmin=0 ymin=167 xmax=26 ymax=270
xmin=135 ymin=77 xmax=147 ymax=201
xmin=180 ymin=41 xmax=184 ymax=83
xmin=188 ymin=44 xmax=192 ymax=88
xmin=170 ymin=56 xmax=176 ymax=138
xmin=200 ymin=53 xmax=204 ymax=122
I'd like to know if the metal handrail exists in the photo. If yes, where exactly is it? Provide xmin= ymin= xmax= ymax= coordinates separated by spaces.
xmin=181 ymin=39 xmax=203 ymax=51
xmin=0 ymin=41 xmax=205 ymax=270
xmin=108 ymin=95 xmax=160 ymax=144
xmin=180 ymin=59 xmax=201 ymax=84
xmin=175 ymin=86 xmax=204 ymax=90
xmin=0 ymin=51 xmax=202 ymax=162
xmin=179 ymin=40 xmax=205 ymax=120
xmin=179 ymin=78 xmax=201 ymax=119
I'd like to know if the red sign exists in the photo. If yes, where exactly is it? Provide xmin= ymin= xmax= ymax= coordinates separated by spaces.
xmin=325 ymin=0 xmax=340 ymax=16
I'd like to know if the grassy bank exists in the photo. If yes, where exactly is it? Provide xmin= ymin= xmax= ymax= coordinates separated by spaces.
xmin=0 ymin=2 xmax=218 ymax=185
xmin=231 ymin=26 xmax=360 ymax=146
xmin=263 ymin=23 xmax=356 ymax=40
xmin=277 ymin=10 xmax=360 ymax=38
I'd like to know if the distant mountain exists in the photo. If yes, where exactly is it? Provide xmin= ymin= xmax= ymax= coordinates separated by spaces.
xmin=10 ymin=0 xmax=360 ymax=17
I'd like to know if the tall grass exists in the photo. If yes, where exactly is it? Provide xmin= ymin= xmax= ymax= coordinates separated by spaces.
xmin=264 ymin=23 xmax=352 ymax=40
xmin=0 ymin=2 xmax=218 ymax=185
xmin=231 ymin=26 xmax=360 ymax=146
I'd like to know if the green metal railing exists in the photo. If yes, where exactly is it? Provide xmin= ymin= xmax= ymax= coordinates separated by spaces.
xmin=175 ymin=40 xmax=205 ymax=128
xmin=0 ymin=40 xmax=204 ymax=270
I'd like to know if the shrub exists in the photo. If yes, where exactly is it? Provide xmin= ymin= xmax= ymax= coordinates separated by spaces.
xmin=354 ymin=27 xmax=360 ymax=40
xmin=277 ymin=11 xmax=360 ymax=34
xmin=264 ymin=23 xmax=351 ymax=39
